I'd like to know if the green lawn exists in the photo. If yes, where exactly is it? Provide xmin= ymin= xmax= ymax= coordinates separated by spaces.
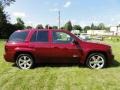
xmin=0 ymin=40 xmax=120 ymax=90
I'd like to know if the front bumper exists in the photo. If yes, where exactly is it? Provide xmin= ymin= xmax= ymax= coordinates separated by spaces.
xmin=107 ymin=54 xmax=114 ymax=65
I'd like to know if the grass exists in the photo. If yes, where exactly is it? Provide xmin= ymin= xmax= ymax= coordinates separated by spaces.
xmin=0 ymin=40 xmax=120 ymax=90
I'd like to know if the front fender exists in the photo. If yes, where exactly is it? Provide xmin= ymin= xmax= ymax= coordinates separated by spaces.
xmin=80 ymin=48 xmax=107 ymax=64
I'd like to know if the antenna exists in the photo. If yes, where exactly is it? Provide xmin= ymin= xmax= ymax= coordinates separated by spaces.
xmin=58 ymin=10 xmax=60 ymax=29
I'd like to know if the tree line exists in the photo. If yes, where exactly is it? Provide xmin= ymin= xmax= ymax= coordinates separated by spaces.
xmin=0 ymin=0 xmax=112 ymax=39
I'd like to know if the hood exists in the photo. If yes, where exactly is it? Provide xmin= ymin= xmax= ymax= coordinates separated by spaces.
xmin=87 ymin=40 xmax=110 ymax=46
xmin=81 ymin=40 xmax=111 ymax=49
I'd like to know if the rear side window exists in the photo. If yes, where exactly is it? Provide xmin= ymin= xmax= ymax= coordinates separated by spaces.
xmin=37 ymin=31 xmax=48 ymax=42
xmin=9 ymin=31 xmax=28 ymax=42
xmin=31 ymin=31 xmax=48 ymax=42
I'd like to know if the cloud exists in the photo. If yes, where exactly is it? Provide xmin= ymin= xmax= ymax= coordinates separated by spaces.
xmin=13 ymin=12 xmax=26 ymax=18
xmin=49 ymin=8 xmax=59 ymax=12
xmin=64 ymin=1 xmax=71 ymax=8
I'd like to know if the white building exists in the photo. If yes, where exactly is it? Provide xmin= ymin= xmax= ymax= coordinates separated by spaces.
xmin=110 ymin=26 xmax=120 ymax=35
xmin=87 ymin=30 xmax=106 ymax=35
xmin=71 ymin=30 xmax=80 ymax=34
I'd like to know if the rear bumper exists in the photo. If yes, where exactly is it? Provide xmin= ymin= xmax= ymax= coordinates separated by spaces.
xmin=4 ymin=53 xmax=14 ymax=62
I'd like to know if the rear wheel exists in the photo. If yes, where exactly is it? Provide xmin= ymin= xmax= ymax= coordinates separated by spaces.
xmin=86 ymin=53 xmax=106 ymax=69
xmin=16 ymin=54 xmax=34 ymax=69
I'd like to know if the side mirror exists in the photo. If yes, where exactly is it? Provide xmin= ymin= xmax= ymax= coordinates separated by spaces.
xmin=73 ymin=39 xmax=79 ymax=45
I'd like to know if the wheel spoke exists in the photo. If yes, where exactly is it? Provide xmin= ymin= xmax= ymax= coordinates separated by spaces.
xmin=23 ymin=56 xmax=27 ymax=60
xmin=19 ymin=62 xmax=25 ymax=66
xmin=26 ymin=59 xmax=31 ymax=63
xmin=97 ymin=56 xmax=101 ymax=60
xmin=90 ymin=61 xmax=95 ymax=64
xmin=92 ymin=64 xmax=97 ymax=68
xmin=23 ymin=63 xmax=27 ymax=68
xmin=98 ymin=60 xmax=103 ymax=63
xmin=91 ymin=56 xmax=96 ymax=61
xmin=97 ymin=63 xmax=102 ymax=67
xmin=26 ymin=63 xmax=31 ymax=67
xmin=19 ymin=58 xmax=24 ymax=62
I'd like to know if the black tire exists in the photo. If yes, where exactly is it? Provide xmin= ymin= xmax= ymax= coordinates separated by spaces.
xmin=16 ymin=54 xmax=34 ymax=69
xmin=86 ymin=53 xmax=106 ymax=69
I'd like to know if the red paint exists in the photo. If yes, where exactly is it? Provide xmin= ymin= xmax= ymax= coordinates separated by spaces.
xmin=4 ymin=29 xmax=114 ymax=65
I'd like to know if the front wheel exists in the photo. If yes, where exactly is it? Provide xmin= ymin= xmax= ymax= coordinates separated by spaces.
xmin=16 ymin=54 xmax=34 ymax=69
xmin=86 ymin=53 xmax=106 ymax=69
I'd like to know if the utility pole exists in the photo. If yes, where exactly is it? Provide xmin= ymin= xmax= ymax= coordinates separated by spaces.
xmin=116 ymin=25 xmax=118 ymax=36
xmin=58 ymin=10 xmax=60 ymax=29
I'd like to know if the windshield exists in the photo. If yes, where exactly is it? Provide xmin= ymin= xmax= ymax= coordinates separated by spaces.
xmin=8 ymin=31 xmax=28 ymax=42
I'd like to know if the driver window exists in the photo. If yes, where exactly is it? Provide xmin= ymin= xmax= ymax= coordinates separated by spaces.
xmin=52 ymin=32 xmax=73 ymax=43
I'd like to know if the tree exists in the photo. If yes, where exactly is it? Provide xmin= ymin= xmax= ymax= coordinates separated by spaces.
xmin=26 ymin=26 xmax=33 ymax=29
xmin=14 ymin=17 xmax=25 ymax=30
xmin=49 ymin=26 xmax=53 ymax=29
xmin=98 ymin=23 xmax=105 ymax=30
xmin=73 ymin=25 xmax=82 ymax=32
xmin=0 ymin=0 xmax=15 ymax=7
xmin=45 ymin=24 xmax=53 ymax=29
xmin=0 ymin=6 xmax=9 ymax=38
xmin=84 ymin=26 xmax=91 ymax=33
xmin=0 ymin=6 xmax=16 ymax=38
xmin=0 ymin=0 xmax=16 ymax=38
xmin=105 ymin=27 xmax=110 ymax=32
xmin=84 ymin=26 xmax=91 ymax=30
xmin=16 ymin=17 xmax=24 ymax=25
xmin=45 ymin=24 xmax=49 ymax=29
xmin=52 ymin=26 xmax=58 ymax=29
xmin=91 ymin=23 xmax=95 ymax=30
xmin=60 ymin=27 xmax=64 ymax=30
xmin=0 ymin=6 xmax=8 ymax=25
xmin=36 ymin=24 xmax=44 ymax=29
xmin=64 ymin=21 xmax=72 ymax=31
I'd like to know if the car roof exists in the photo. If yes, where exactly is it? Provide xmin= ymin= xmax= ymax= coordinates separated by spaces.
xmin=15 ymin=29 xmax=70 ymax=33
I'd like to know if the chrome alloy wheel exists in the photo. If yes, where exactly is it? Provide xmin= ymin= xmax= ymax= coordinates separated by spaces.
xmin=17 ymin=54 xmax=33 ymax=69
xmin=89 ymin=55 xmax=105 ymax=69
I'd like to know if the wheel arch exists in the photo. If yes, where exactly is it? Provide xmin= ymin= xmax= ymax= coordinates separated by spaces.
xmin=84 ymin=51 xmax=108 ymax=64
xmin=14 ymin=51 xmax=35 ymax=62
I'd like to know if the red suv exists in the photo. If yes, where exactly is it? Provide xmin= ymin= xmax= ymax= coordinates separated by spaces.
xmin=4 ymin=29 xmax=114 ymax=69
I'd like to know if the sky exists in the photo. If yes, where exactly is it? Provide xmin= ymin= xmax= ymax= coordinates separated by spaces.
xmin=5 ymin=0 xmax=120 ymax=27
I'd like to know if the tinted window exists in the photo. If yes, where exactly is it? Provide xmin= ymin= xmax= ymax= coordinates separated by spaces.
xmin=52 ymin=32 xmax=73 ymax=43
xmin=9 ymin=31 xmax=28 ymax=42
xmin=30 ymin=32 xmax=37 ymax=42
xmin=36 ymin=31 xmax=48 ymax=42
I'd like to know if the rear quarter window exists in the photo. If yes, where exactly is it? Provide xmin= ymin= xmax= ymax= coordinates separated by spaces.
xmin=9 ymin=31 xmax=28 ymax=42
xmin=30 ymin=31 xmax=48 ymax=42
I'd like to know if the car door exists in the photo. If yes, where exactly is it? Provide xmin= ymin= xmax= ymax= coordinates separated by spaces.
xmin=29 ymin=30 xmax=51 ymax=63
xmin=50 ymin=31 xmax=82 ymax=63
